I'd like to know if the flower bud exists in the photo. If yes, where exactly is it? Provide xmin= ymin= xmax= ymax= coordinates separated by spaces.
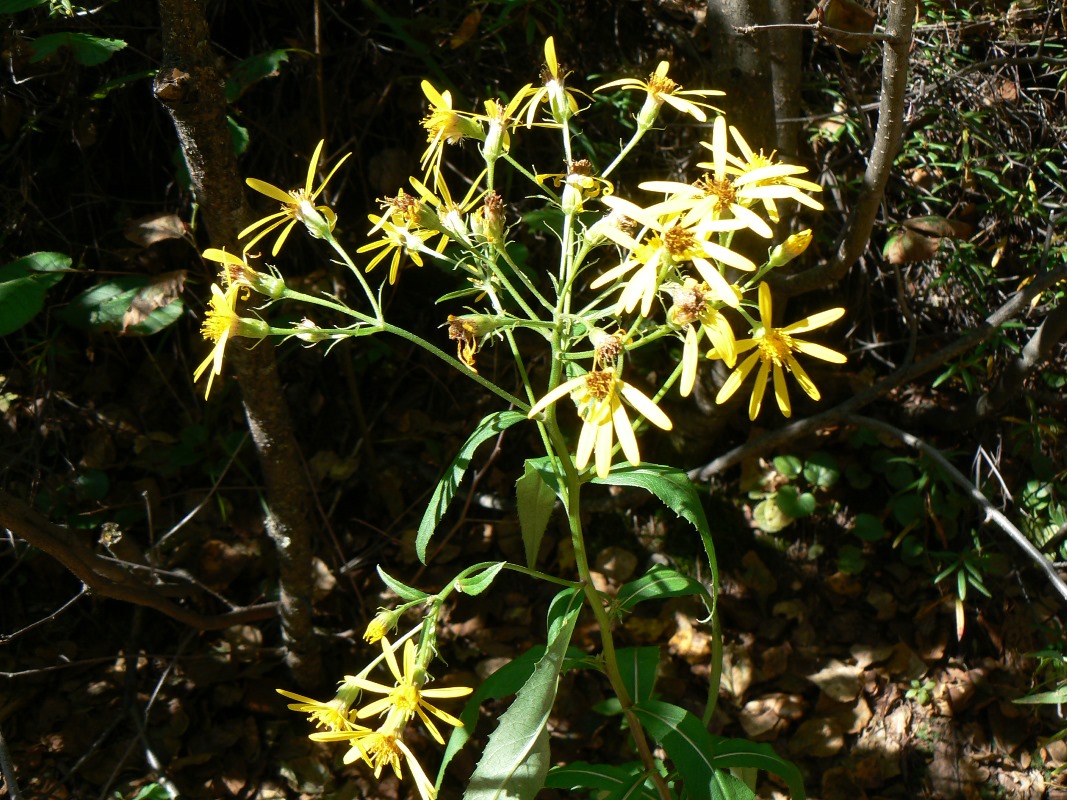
xmin=234 ymin=317 xmax=271 ymax=340
xmin=768 ymin=229 xmax=813 ymax=268
xmin=363 ymin=609 xmax=401 ymax=643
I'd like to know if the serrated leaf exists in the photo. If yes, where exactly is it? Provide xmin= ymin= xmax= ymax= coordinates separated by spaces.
xmin=592 ymin=463 xmax=718 ymax=615
xmin=417 ymin=410 xmax=526 ymax=562
xmin=516 ymin=460 xmax=557 ymax=567
xmin=456 ymin=562 xmax=506 ymax=596
xmin=712 ymin=771 xmax=756 ymax=800
xmin=617 ymin=564 xmax=710 ymax=613
xmin=463 ymin=588 xmax=584 ymax=800
xmin=28 ymin=32 xmax=126 ymax=66
xmin=376 ymin=565 xmax=429 ymax=602
xmin=0 ymin=252 xmax=70 ymax=335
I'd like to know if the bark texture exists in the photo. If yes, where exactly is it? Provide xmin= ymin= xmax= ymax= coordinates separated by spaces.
xmin=154 ymin=0 xmax=321 ymax=686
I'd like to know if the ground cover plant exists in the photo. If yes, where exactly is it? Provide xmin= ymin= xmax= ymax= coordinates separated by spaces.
xmin=1 ymin=1 xmax=1066 ymax=799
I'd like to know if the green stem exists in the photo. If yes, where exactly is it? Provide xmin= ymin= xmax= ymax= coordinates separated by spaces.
xmin=542 ymin=423 xmax=670 ymax=800
xmin=325 ymin=235 xmax=383 ymax=322
xmin=600 ymin=125 xmax=650 ymax=179
xmin=380 ymin=321 xmax=529 ymax=411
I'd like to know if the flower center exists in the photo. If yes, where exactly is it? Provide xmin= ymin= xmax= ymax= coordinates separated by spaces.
xmin=647 ymin=73 xmax=676 ymax=97
xmin=662 ymin=224 xmax=698 ymax=258
xmin=584 ymin=370 xmax=614 ymax=400
xmin=758 ymin=329 xmax=793 ymax=366
xmin=695 ymin=174 xmax=736 ymax=213
xmin=202 ymin=310 xmax=237 ymax=342
xmin=390 ymin=683 xmax=421 ymax=713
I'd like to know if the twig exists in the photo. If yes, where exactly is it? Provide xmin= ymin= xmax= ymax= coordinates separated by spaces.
xmin=772 ymin=0 xmax=916 ymax=298
xmin=688 ymin=260 xmax=1067 ymax=480
xmin=0 ymin=488 xmax=278 ymax=630
xmin=843 ymin=415 xmax=1067 ymax=606
xmin=0 ymin=722 xmax=23 ymax=800
xmin=734 ymin=21 xmax=900 ymax=45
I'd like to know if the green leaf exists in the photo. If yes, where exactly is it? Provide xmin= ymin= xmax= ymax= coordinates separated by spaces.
xmin=227 ymin=115 xmax=249 ymax=156
xmin=417 ymin=410 xmax=526 ymax=562
xmin=28 ymin=32 xmax=126 ymax=66
xmin=546 ymin=762 xmax=659 ymax=800
xmin=752 ymin=498 xmax=792 ymax=533
xmin=851 ymin=513 xmax=886 ymax=542
xmin=1014 ymin=686 xmax=1067 ymax=704
xmin=774 ymin=486 xmax=815 ymax=518
xmin=712 ymin=771 xmax=756 ymax=800
xmin=0 ymin=0 xmax=47 ymax=13
xmin=631 ymin=699 xmax=719 ymax=800
xmin=57 ymin=275 xmax=184 ymax=336
xmin=615 ymin=646 xmax=660 ymax=704
xmin=516 ymin=459 xmax=557 ymax=567
xmin=90 ymin=68 xmax=156 ymax=100
xmin=592 ymin=463 xmax=718 ymax=615
xmin=772 ymin=455 xmax=802 ymax=479
xmin=456 ymin=562 xmax=506 ymax=596
xmin=707 ymin=736 xmax=805 ymax=800
xmin=616 ymin=564 xmax=710 ymax=613
xmin=375 ymin=565 xmax=429 ymax=602
xmin=803 ymin=452 xmax=840 ymax=488
xmin=0 ymin=252 xmax=70 ymax=335
xmin=463 ymin=588 xmax=584 ymax=800
xmin=225 ymin=48 xmax=299 ymax=103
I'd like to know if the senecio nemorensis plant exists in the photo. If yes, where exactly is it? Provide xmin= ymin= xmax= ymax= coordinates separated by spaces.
xmin=195 ymin=37 xmax=845 ymax=800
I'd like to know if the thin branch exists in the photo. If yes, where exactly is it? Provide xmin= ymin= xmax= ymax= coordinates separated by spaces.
xmin=844 ymin=415 xmax=1067 ymax=606
xmin=773 ymin=0 xmax=916 ymax=298
xmin=689 ymin=260 xmax=1067 ymax=480
xmin=0 ymin=722 xmax=23 ymax=800
xmin=0 ymin=488 xmax=278 ymax=631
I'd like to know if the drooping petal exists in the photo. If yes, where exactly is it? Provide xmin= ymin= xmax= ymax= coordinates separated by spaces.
xmin=784 ymin=353 xmax=821 ymax=400
xmin=715 ymin=350 xmax=760 ymax=404
xmin=680 ymin=326 xmax=699 ymax=397
xmin=594 ymin=416 xmax=614 ymax=478
xmin=612 ymin=398 xmax=640 ymax=466
xmin=772 ymin=361 xmax=792 ymax=417
xmin=749 ymin=358 xmax=771 ymax=419
xmin=618 ymin=383 xmax=672 ymax=430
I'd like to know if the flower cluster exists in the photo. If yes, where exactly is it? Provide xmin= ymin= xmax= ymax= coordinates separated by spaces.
xmin=280 ymin=634 xmax=471 ymax=800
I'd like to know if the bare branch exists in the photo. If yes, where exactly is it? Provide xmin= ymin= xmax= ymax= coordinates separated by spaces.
xmin=0 ymin=489 xmax=278 ymax=631
xmin=773 ymin=0 xmax=916 ymax=298
xmin=843 ymin=415 xmax=1067 ymax=606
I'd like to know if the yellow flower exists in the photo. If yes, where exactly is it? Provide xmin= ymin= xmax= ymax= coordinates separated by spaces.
xmin=594 ymin=60 xmax=723 ymax=127
xmin=240 ymin=140 xmax=351 ymax=256
xmin=410 ymin=170 xmax=487 ymax=247
xmin=312 ymin=726 xmax=438 ymax=800
xmin=717 ymin=125 xmax=823 ymax=223
xmin=350 ymin=638 xmax=472 ymax=745
xmin=523 ymin=36 xmax=586 ymax=127
xmin=276 ymin=683 xmax=363 ymax=732
xmin=537 ymin=159 xmax=613 ymax=215
xmin=419 ymin=81 xmax=486 ymax=182
xmin=592 ymin=195 xmax=753 ymax=318
xmin=666 ymin=277 xmax=740 ymax=396
xmin=713 ymin=282 xmax=846 ymax=419
xmin=358 ymin=214 xmax=440 ymax=285
xmin=192 ymin=283 xmax=240 ymax=399
xmin=528 ymin=368 xmax=673 ymax=479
